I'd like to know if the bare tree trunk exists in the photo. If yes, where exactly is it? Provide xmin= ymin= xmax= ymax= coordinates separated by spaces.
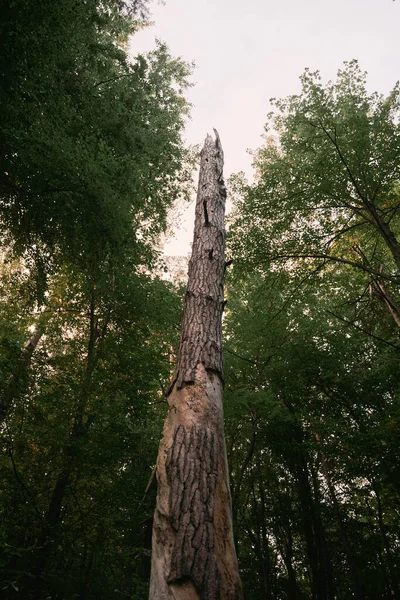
xmin=149 ymin=131 xmax=243 ymax=600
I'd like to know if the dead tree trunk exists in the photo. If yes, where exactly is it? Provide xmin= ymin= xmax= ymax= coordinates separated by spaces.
xmin=149 ymin=131 xmax=243 ymax=600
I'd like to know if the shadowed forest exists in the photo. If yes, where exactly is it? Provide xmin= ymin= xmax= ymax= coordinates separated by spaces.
xmin=1 ymin=1 xmax=399 ymax=599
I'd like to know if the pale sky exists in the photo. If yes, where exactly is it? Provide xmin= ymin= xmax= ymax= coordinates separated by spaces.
xmin=129 ymin=0 xmax=400 ymax=255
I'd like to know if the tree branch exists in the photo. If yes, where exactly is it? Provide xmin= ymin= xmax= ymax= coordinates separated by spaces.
xmin=271 ymin=253 xmax=398 ymax=283
xmin=327 ymin=310 xmax=400 ymax=350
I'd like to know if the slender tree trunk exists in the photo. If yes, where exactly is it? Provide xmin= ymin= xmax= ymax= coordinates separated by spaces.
xmin=278 ymin=522 xmax=301 ymax=600
xmin=259 ymin=481 xmax=273 ymax=600
xmin=366 ymin=200 xmax=400 ymax=272
xmin=289 ymin=423 xmax=333 ymax=600
xmin=309 ymin=465 xmax=335 ymax=600
xmin=372 ymin=483 xmax=400 ymax=600
xmin=314 ymin=433 xmax=365 ymax=600
xmin=232 ymin=410 xmax=257 ymax=523
xmin=21 ymin=289 xmax=102 ymax=594
xmin=149 ymin=132 xmax=243 ymax=600
xmin=0 ymin=321 xmax=44 ymax=421
xmin=375 ymin=279 xmax=400 ymax=329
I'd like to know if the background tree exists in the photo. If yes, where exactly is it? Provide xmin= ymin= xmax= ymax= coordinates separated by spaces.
xmin=225 ymin=62 xmax=400 ymax=599
xmin=231 ymin=61 xmax=400 ymax=331
xmin=0 ymin=254 xmax=183 ymax=598
xmin=223 ymin=262 xmax=400 ymax=599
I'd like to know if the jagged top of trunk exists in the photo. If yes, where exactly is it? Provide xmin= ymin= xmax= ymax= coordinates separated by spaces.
xmin=170 ymin=130 xmax=227 ymax=392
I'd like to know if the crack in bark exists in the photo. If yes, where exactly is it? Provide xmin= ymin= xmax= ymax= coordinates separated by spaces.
xmin=203 ymin=201 xmax=209 ymax=226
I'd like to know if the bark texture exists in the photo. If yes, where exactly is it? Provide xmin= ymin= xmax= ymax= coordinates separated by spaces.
xmin=149 ymin=132 xmax=243 ymax=600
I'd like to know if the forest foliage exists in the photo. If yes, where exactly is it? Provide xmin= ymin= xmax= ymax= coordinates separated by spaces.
xmin=0 ymin=1 xmax=399 ymax=599
xmin=226 ymin=60 xmax=400 ymax=599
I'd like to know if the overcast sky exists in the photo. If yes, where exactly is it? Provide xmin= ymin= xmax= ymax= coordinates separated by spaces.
xmin=129 ymin=0 xmax=400 ymax=255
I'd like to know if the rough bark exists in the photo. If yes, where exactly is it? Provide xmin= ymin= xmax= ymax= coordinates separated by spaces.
xmin=149 ymin=132 xmax=243 ymax=600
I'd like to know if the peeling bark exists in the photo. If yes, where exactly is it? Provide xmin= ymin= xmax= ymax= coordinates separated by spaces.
xmin=149 ymin=132 xmax=243 ymax=600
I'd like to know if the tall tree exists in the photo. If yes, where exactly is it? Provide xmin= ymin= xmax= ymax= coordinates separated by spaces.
xmin=150 ymin=132 xmax=243 ymax=600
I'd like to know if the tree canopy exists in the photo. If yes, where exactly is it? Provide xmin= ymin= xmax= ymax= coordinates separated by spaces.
xmin=0 ymin=0 xmax=192 ymax=288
